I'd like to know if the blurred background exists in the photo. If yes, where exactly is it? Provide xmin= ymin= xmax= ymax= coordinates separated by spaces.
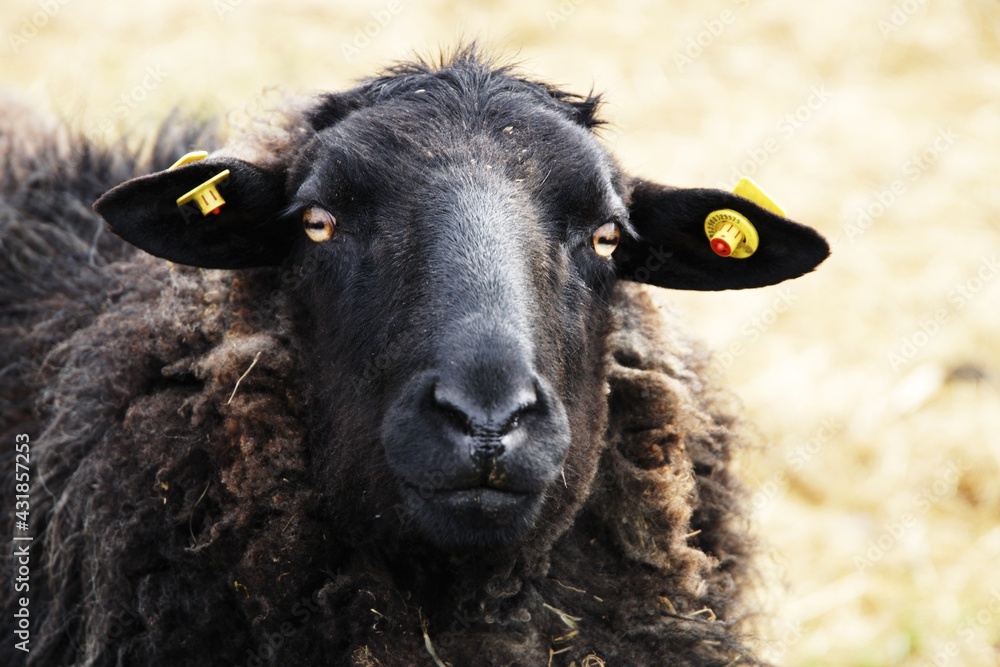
xmin=2 ymin=0 xmax=998 ymax=664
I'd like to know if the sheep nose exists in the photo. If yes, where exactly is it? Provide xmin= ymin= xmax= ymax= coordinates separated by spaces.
xmin=431 ymin=379 xmax=539 ymax=439
xmin=382 ymin=367 xmax=571 ymax=502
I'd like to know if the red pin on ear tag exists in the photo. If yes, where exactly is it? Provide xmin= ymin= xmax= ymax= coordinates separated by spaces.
xmin=704 ymin=177 xmax=786 ymax=258
xmin=168 ymin=151 xmax=231 ymax=216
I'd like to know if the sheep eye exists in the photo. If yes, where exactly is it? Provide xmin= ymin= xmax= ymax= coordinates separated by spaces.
xmin=303 ymin=207 xmax=336 ymax=243
xmin=592 ymin=221 xmax=620 ymax=257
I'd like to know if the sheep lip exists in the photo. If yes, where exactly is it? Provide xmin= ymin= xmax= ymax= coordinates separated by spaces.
xmin=432 ymin=487 xmax=530 ymax=509
xmin=399 ymin=483 xmax=543 ymax=548
xmin=402 ymin=483 xmax=536 ymax=516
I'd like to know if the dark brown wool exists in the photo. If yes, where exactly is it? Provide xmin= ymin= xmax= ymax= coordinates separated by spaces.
xmin=2 ymin=74 xmax=765 ymax=666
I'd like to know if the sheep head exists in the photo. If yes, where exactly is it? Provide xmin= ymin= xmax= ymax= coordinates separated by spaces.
xmin=94 ymin=53 xmax=828 ymax=555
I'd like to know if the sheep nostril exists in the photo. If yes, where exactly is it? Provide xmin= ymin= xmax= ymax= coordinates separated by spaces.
xmin=494 ymin=381 xmax=539 ymax=435
xmin=440 ymin=403 xmax=475 ymax=435
xmin=430 ymin=379 xmax=539 ymax=437
xmin=499 ymin=400 xmax=535 ymax=435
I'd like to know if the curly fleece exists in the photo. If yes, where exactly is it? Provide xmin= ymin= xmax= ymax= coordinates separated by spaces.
xmin=1 ymin=102 xmax=761 ymax=667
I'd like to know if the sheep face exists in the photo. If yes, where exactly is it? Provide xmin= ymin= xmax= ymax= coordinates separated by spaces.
xmin=284 ymin=93 xmax=626 ymax=551
xmin=94 ymin=58 xmax=830 ymax=554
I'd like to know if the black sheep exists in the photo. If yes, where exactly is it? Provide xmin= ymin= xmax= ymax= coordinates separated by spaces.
xmin=0 ymin=47 xmax=828 ymax=666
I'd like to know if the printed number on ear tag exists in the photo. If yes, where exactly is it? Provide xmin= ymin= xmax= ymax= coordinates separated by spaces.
xmin=705 ymin=210 xmax=758 ymax=258
xmin=176 ymin=171 xmax=231 ymax=216
xmin=704 ymin=177 xmax=785 ymax=259
xmin=168 ymin=151 xmax=231 ymax=217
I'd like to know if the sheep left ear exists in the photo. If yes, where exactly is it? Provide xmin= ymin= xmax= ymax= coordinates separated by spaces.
xmin=94 ymin=156 xmax=290 ymax=269
xmin=617 ymin=179 xmax=830 ymax=290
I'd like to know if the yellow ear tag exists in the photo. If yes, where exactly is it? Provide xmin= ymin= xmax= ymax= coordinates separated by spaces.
xmin=705 ymin=209 xmax=759 ymax=258
xmin=733 ymin=176 xmax=785 ymax=216
xmin=167 ymin=151 xmax=230 ymax=216
xmin=704 ymin=177 xmax=785 ymax=259
xmin=168 ymin=150 xmax=209 ymax=170
xmin=176 ymin=170 xmax=231 ymax=216
xmin=177 ymin=169 xmax=229 ymax=215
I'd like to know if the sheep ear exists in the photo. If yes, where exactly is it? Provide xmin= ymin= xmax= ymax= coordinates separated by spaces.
xmin=618 ymin=178 xmax=830 ymax=290
xmin=94 ymin=156 xmax=290 ymax=269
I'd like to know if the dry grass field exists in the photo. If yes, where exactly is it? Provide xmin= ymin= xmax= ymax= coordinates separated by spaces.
xmin=3 ymin=0 xmax=999 ymax=664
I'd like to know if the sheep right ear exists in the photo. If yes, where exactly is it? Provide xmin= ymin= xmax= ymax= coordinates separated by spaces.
xmin=94 ymin=156 xmax=290 ymax=269
xmin=618 ymin=178 xmax=830 ymax=290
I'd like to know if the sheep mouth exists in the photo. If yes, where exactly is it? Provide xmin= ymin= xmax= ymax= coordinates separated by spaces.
xmin=406 ymin=484 xmax=535 ymax=516
xmin=429 ymin=487 xmax=531 ymax=512
xmin=400 ymin=484 xmax=543 ymax=549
